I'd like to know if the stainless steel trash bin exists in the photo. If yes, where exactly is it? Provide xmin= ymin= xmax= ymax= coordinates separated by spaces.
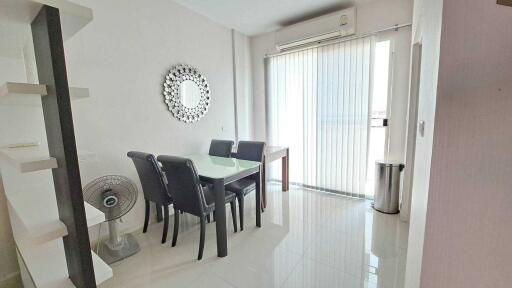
xmin=373 ymin=160 xmax=404 ymax=214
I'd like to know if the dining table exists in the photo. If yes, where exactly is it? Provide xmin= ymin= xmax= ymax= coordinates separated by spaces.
xmin=185 ymin=154 xmax=262 ymax=257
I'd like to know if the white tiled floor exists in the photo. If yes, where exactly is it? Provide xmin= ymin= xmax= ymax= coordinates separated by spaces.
xmin=100 ymin=183 xmax=408 ymax=288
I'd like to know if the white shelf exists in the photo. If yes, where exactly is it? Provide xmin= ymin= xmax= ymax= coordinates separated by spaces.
xmin=0 ymin=146 xmax=98 ymax=173
xmin=85 ymin=201 xmax=106 ymax=228
xmin=35 ymin=0 xmax=94 ymax=41
xmin=92 ymin=250 xmax=114 ymax=285
xmin=7 ymin=189 xmax=68 ymax=247
xmin=0 ymin=0 xmax=93 ymax=43
xmin=0 ymin=146 xmax=58 ymax=173
xmin=0 ymin=82 xmax=90 ymax=106
xmin=69 ymin=87 xmax=89 ymax=100
xmin=19 ymin=239 xmax=75 ymax=288
xmin=0 ymin=82 xmax=47 ymax=97
xmin=18 ymin=239 xmax=112 ymax=288
xmin=7 ymin=188 xmax=106 ymax=246
xmin=0 ymin=82 xmax=47 ymax=106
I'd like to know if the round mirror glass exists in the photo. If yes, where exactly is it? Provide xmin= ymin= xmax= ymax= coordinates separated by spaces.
xmin=180 ymin=80 xmax=201 ymax=108
xmin=164 ymin=64 xmax=211 ymax=123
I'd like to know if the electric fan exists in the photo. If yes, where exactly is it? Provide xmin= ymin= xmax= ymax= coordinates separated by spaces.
xmin=83 ymin=175 xmax=140 ymax=264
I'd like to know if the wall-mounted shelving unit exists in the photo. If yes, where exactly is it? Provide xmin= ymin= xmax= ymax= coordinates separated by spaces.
xmin=0 ymin=146 xmax=58 ymax=173
xmin=0 ymin=1 xmax=112 ymax=288
xmin=4 ymin=166 xmax=113 ymax=287
xmin=1 ymin=144 xmax=113 ymax=287
xmin=6 ymin=188 xmax=106 ymax=247
xmin=0 ymin=82 xmax=90 ymax=107
xmin=0 ymin=82 xmax=47 ymax=97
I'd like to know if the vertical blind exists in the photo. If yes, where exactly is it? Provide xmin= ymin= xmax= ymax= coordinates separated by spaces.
xmin=266 ymin=37 xmax=373 ymax=198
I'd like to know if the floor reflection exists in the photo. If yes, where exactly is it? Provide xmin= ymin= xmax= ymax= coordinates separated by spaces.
xmin=101 ymin=183 xmax=408 ymax=288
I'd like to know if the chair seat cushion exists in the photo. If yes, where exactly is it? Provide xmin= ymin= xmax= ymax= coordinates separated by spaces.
xmin=225 ymin=178 xmax=256 ymax=196
xmin=203 ymin=186 xmax=236 ymax=208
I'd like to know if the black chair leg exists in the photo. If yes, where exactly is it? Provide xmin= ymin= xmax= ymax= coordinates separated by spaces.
xmin=172 ymin=208 xmax=180 ymax=247
xmin=238 ymin=196 xmax=244 ymax=231
xmin=212 ymin=211 xmax=216 ymax=222
xmin=198 ymin=216 xmax=206 ymax=260
xmin=230 ymin=200 xmax=238 ymax=232
xmin=162 ymin=205 xmax=169 ymax=244
xmin=156 ymin=204 xmax=163 ymax=222
xmin=143 ymin=199 xmax=150 ymax=233
xmin=206 ymin=214 xmax=211 ymax=223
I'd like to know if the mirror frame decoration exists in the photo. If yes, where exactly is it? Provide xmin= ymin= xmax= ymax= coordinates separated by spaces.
xmin=163 ymin=64 xmax=211 ymax=123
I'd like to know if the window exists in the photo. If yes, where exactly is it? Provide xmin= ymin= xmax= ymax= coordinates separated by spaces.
xmin=266 ymin=37 xmax=373 ymax=198
xmin=266 ymin=38 xmax=392 ymax=199
xmin=366 ymin=40 xmax=392 ymax=198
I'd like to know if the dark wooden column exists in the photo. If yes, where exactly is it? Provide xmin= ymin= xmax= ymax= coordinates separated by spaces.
xmin=31 ymin=6 xmax=96 ymax=288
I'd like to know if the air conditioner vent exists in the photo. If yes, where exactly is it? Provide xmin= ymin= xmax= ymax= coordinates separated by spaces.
xmin=276 ymin=7 xmax=356 ymax=51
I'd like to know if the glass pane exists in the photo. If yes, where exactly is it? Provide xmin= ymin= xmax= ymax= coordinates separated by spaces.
xmin=371 ymin=41 xmax=391 ymax=119
xmin=266 ymin=38 xmax=373 ymax=197
xmin=366 ymin=40 xmax=391 ymax=198
xmin=366 ymin=127 xmax=386 ymax=197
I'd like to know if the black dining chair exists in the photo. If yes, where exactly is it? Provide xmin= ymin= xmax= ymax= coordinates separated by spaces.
xmin=205 ymin=139 xmax=235 ymax=222
xmin=226 ymin=141 xmax=266 ymax=231
xmin=209 ymin=139 xmax=234 ymax=158
xmin=157 ymin=155 xmax=238 ymax=260
xmin=127 ymin=151 xmax=173 ymax=244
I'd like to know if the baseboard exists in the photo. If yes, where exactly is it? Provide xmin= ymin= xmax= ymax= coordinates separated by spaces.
xmin=0 ymin=272 xmax=22 ymax=288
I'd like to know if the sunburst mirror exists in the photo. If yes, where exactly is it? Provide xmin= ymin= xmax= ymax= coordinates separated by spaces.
xmin=163 ymin=64 xmax=211 ymax=123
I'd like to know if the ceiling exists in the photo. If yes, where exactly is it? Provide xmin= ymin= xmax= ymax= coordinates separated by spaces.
xmin=0 ymin=0 xmax=370 ymax=58
xmin=172 ymin=0 xmax=371 ymax=36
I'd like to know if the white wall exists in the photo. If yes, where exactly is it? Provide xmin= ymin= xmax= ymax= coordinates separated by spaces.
xmin=418 ymin=0 xmax=512 ymax=287
xmin=233 ymin=31 xmax=253 ymax=141
xmin=381 ymin=28 xmax=413 ymax=162
xmin=403 ymin=0 xmax=444 ymax=286
xmin=61 ymin=0 xmax=252 ymax=237
xmin=400 ymin=0 xmax=428 ymax=223
xmin=250 ymin=32 xmax=275 ymax=141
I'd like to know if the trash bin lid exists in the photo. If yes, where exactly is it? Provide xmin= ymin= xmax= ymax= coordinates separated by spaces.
xmin=376 ymin=160 xmax=404 ymax=167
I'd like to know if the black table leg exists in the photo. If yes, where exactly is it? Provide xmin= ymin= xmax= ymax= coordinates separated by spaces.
xmin=156 ymin=204 xmax=163 ymax=223
xmin=255 ymin=165 xmax=262 ymax=227
xmin=282 ymin=148 xmax=290 ymax=191
xmin=262 ymin=159 xmax=267 ymax=209
xmin=213 ymin=178 xmax=228 ymax=257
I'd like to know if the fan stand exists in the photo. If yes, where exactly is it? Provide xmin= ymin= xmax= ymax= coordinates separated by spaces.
xmin=85 ymin=177 xmax=141 ymax=264
xmin=97 ymin=218 xmax=140 ymax=264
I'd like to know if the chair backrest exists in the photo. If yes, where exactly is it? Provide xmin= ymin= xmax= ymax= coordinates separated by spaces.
xmin=209 ymin=139 xmax=234 ymax=158
xmin=157 ymin=155 xmax=207 ymax=216
xmin=236 ymin=141 xmax=266 ymax=163
xmin=127 ymin=151 xmax=172 ymax=205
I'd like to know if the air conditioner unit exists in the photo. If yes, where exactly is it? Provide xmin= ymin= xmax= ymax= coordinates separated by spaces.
xmin=275 ymin=7 xmax=357 ymax=51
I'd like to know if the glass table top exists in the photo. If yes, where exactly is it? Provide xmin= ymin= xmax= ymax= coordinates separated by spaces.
xmin=186 ymin=154 xmax=260 ymax=179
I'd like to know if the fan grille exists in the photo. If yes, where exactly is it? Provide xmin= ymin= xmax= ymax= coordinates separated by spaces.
xmin=83 ymin=175 xmax=138 ymax=221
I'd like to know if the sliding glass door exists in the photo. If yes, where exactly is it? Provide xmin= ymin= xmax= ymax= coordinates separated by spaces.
xmin=266 ymin=37 xmax=374 ymax=198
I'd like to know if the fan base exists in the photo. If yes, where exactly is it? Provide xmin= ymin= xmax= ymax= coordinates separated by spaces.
xmin=97 ymin=233 xmax=140 ymax=264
